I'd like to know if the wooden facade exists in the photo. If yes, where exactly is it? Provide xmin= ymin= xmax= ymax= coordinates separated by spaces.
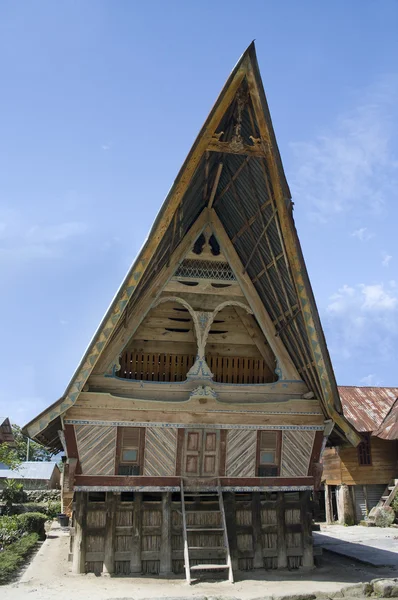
xmin=322 ymin=387 xmax=398 ymax=524
xmin=24 ymin=43 xmax=359 ymax=580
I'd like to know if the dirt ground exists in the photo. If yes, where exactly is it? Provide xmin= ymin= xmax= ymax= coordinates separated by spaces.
xmin=2 ymin=524 xmax=398 ymax=600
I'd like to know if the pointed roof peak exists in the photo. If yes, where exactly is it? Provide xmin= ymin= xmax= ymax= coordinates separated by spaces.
xmin=23 ymin=45 xmax=360 ymax=448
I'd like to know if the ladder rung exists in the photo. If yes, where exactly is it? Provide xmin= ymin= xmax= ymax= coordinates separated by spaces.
xmin=381 ymin=496 xmax=389 ymax=500
xmin=184 ymin=493 xmax=219 ymax=496
xmin=188 ymin=546 xmax=226 ymax=551
xmin=185 ymin=510 xmax=220 ymax=513
xmin=190 ymin=564 xmax=229 ymax=571
xmin=187 ymin=527 xmax=224 ymax=532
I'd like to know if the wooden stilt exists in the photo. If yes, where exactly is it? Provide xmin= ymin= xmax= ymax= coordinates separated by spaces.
xmin=300 ymin=490 xmax=314 ymax=568
xmin=252 ymin=492 xmax=263 ymax=569
xmin=224 ymin=492 xmax=238 ymax=572
xmin=325 ymin=484 xmax=332 ymax=524
xmin=180 ymin=480 xmax=191 ymax=584
xmin=130 ymin=492 xmax=142 ymax=573
xmin=103 ymin=492 xmax=116 ymax=575
xmin=160 ymin=492 xmax=172 ymax=574
xmin=276 ymin=492 xmax=287 ymax=568
xmin=72 ymin=491 xmax=87 ymax=574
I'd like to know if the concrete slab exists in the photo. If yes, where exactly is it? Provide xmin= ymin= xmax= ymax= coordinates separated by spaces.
xmin=314 ymin=525 xmax=398 ymax=567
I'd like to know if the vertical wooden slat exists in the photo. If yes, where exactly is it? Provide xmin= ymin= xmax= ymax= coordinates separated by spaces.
xmin=103 ymin=492 xmax=116 ymax=574
xmin=130 ymin=492 xmax=142 ymax=573
xmin=224 ymin=492 xmax=238 ymax=572
xmin=252 ymin=492 xmax=263 ymax=569
xmin=160 ymin=492 xmax=172 ymax=574
xmin=276 ymin=492 xmax=287 ymax=568
xmin=300 ymin=490 xmax=314 ymax=568
xmin=72 ymin=491 xmax=87 ymax=574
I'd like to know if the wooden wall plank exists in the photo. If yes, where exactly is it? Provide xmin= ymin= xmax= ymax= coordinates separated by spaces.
xmin=143 ymin=427 xmax=178 ymax=477
xmin=281 ymin=431 xmax=315 ymax=477
xmin=75 ymin=425 xmax=117 ymax=476
xmin=226 ymin=430 xmax=257 ymax=477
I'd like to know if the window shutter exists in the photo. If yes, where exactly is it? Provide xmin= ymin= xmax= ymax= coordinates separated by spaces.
xmin=122 ymin=427 xmax=140 ymax=447
xmin=260 ymin=431 xmax=277 ymax=449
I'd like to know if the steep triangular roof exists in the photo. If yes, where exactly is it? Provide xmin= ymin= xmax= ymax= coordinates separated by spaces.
xmin=24 ymin=43 xmax=360 ymax=448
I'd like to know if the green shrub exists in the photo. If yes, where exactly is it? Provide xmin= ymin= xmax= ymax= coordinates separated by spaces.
xmin=2 ymin=480 xmax=26 ymax=510
xmin=46 ymin=500 xmax=61 ymax=519
xmin=5 ymin=502 xmax=48 ymax=516
xmin=374 ymin=506 xmax=395 ymax=528
xmin=0 ymin=516 xmax=21 ymax=549
xmin=17 ymin=512 xmax=47 ymax=540
xmin=0 ymin=533 xmax=39 ymax=585
xmin=391 ymin=495 xmax=398 ymax=517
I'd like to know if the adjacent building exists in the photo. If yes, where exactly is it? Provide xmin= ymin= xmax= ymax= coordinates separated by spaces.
xmin=323 ymin=386 xmax=398 ymax=524
xmin=0 ymin=461 xmax=61 ymax=490
xmin=23 ymin=43 xmax=359 ymax=580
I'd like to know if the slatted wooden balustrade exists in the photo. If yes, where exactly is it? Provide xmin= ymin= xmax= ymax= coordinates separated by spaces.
xmin=118 ymin=351 xmax=273 ymax=384
xmin=119 ymin=352 xmax=196 ymax=382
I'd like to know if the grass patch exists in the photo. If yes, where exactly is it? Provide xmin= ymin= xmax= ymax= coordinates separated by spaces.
xmin=0 ymin=533 xmax=39 ymax=585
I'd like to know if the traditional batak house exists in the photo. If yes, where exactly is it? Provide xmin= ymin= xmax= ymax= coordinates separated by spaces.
xmin=23 ymin=43 xmax=359 ymax=581
xmin=323 ymin=386 xmax=398 ymax=525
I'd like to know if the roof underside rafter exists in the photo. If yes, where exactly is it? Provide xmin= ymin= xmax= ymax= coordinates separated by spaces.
xmin=24 ymin=42 xmax=360 ymax=448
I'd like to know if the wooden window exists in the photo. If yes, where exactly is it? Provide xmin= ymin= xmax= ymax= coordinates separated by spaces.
xmin=117 ymin=427 xmax=144 ymax=476
xmin=257 ymin=431 xmax=281 ymax=476
xmin=358 ymin=433 xmax=372 ymax=466
xmin=88 ymin=491 xmax=106 ymax=502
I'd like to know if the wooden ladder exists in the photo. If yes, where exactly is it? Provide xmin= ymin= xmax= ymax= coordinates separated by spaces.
xmin=181 ymin=478 xmax=233 ymax=584
xmin=368 ymin=478 xmax=398 ymax=524
xmin=380 ymin=479 xmax=398 ymax=509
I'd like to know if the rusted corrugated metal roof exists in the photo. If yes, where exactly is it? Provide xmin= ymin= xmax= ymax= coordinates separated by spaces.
xmin=373 ymin=398 xmax=398 ymax=440
xmin=338 ymin=386 xmax=398 ymax=434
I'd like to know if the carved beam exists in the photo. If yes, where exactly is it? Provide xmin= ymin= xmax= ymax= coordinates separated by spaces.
xmin=207 ymin=138 xmax=267 ymax=157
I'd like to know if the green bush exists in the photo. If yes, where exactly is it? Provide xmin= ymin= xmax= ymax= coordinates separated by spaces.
xmin=2 ymin=480 xmax=26 ymax=510
xmin=391 ymin=495 xmax=398 ymax=517
xmin=374 ymin=506 xmax=395 ymax=527
xmin=5 ymin=502 xmax=47 ymax=516
xmin=0 ymin=533 xmax=39 ymax=585
xmin=0 ymin=516 xmax=21 ymax=549
xmin=46 ymin=500 xmax=61 ymax=519
xmin=17 ymin=512 xmax=47 ymax=540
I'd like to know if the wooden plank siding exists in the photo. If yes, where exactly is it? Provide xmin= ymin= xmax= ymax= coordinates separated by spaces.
xmin=226 ymin=430 xmax=257 ymax=477
xmin=71 ymin=490 xmax=314 ymax=574
xmin=281 ymin=431 xmax=315 ymax=477
xmin=75 ymin=425 xmax=117 ymax=476
xmin=323 ymin=438 xmax=398 ymax=485
xmin=143 ymin=428 xmax=178 ymax=476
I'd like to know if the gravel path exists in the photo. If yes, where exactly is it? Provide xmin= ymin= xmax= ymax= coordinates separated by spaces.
xmin=2 ymin=523 xmax=398 ymax=600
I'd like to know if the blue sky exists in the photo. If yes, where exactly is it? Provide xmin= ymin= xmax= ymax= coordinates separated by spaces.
xmin=1 ymin=1 xmax=397 ymax=426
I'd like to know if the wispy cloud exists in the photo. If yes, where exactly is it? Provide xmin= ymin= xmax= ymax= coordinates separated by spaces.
xmin=359 ymin=373 xmax=382 ymax=386
xmin=325 ymin=281 xmax=398 ymax=364
xmin=382 ymin=252 xmax=392 ymax=267
xmin=0 ymin=210 xmax=87 ymax=264
xmin=290 ymin=76 xmax=398 ymax=222
xmin=101 ymin=143 xmax=111 ymax=151
xmin=351 ymin=227 xmax=374 ymax=242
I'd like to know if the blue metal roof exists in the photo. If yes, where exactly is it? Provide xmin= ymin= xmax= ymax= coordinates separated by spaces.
xmin=0 ymin=461 xmax=58 ymax=480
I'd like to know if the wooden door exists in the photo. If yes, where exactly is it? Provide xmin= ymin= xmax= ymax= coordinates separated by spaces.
xmin=183 ymin=429 xmax=219 ymax=477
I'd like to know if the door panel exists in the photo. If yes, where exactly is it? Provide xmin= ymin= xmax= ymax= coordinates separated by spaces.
xmin=184 ymin=429 xmax=202 ymax=476
xmin=183 ymin=429 xmax=219 ymax=477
